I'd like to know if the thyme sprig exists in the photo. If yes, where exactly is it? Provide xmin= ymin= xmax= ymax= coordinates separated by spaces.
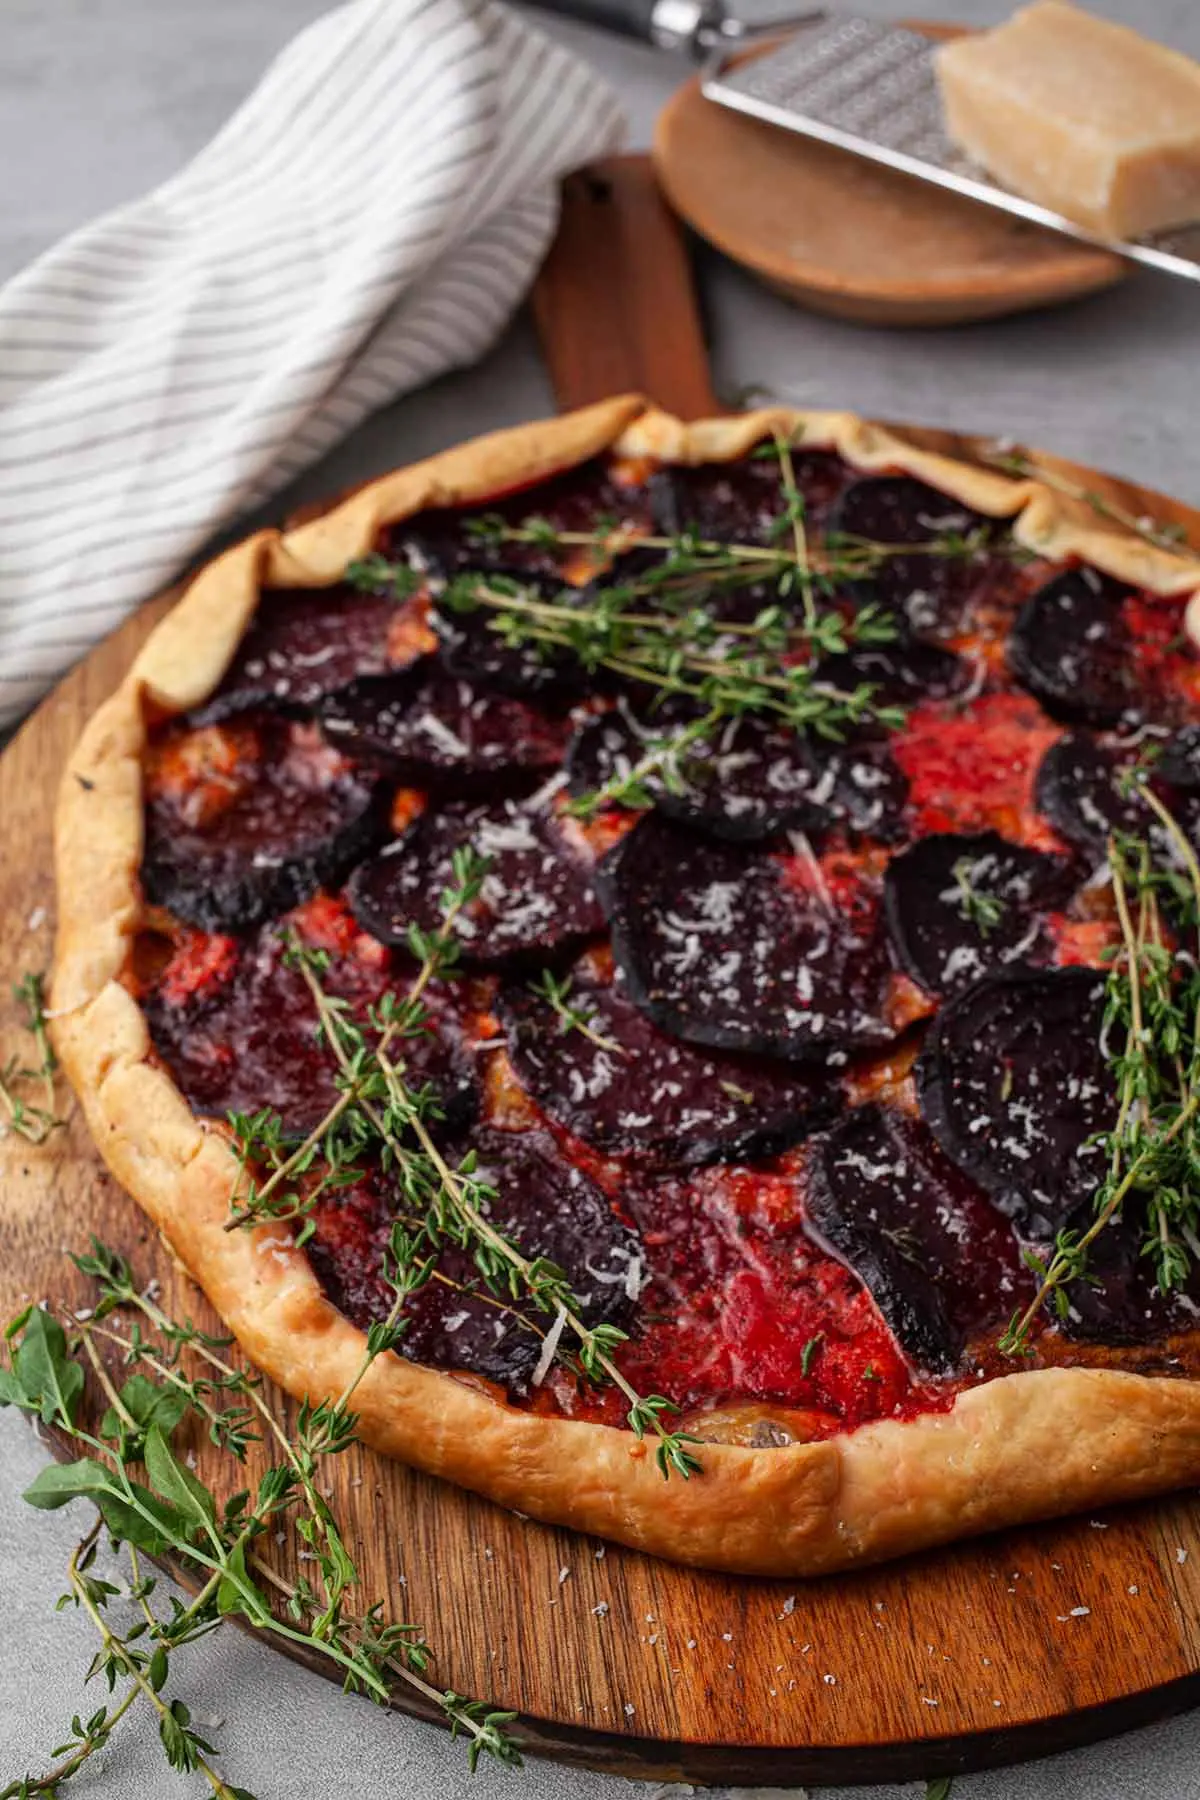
xmin=527 ymin=969 xmax=624 ymax=1054
xmin=286 ymin=943 xmax=700 ymax=1481
xmin=436 ymin=575 xmax=904 ymax=735
xmin=1000 ymin=785 xmax=1200 ymax=1353
xmin=985 ymin=443 xmax=1194 ymax=557
xmin=223 ymin=851 xmax=485 ymax=1239
xmin=349 ymin=437 xmax=1025 ymax=822
xmin=221 ymin=849 xmax=697 ymax=1478
xmin=950 ymin=855 xmax=1007 ymax=937
xmin=1 ymin=1245 xmax=522 ymax=1796
xmin=350 ymin=519 xmax=904 ymax=823
xmin=0 ymin=972 xmax=63 ymax=1145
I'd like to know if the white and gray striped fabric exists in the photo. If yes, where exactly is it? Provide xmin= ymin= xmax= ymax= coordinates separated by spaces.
xmin=0 ymin=0 xmax=623 ymax=730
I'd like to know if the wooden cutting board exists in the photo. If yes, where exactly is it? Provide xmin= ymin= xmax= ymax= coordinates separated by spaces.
xmin=5 ymin=155 xmax=1200 ymax=1787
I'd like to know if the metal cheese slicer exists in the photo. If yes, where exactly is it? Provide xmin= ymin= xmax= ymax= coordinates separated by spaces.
xmin=533 ymin=0 xmax=1200 ymax=283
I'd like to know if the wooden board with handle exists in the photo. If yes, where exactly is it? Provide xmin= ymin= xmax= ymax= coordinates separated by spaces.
xmin=5 ymin=155 xmax=1200 ymax=1786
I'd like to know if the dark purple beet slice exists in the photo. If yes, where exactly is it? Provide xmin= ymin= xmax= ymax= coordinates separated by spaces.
xmin=649 ymin=448 xmax=848 ymax=544
xmin=430 ymin=578 xmax=587 ymax=702
xmin=390 ymin=458 xmax=650 ymax=582
xmin=658 ymin=725 xmax=911 ymax=844
xmin=192 ymin=587 xmax=404 ymax=723
xmin=499 ymin=963 xmax=840 ymax=1168
xmin=566 ymin=702 xmax=842 ymax=839
xmin=566 ymin=702 xmax=909 ymax=842
xmin=1036 ymin=732 xmax=1200 ymax=932
xmin=816 ymin=634 xmax=969 ymax=709
xmin=598 ymin=813 xmax=896 ymax=1061
xmin=142 ymin=716 xmax=382 ymax=932
xmin=656 ymin=718 xmax=852 ymax=843
xmin=804 ymin=1106 xmax=1027 ymax=1373
xmin=1008 ymin=568 xmax=1137 ymax=726
xmin=1157 ymin=725 xmax=1200 ymax=793
xmin=1035 ymin=732 xmax=1150 ymax=857
xmin=565 ymin=701 xmax=671 ymax=808
xmin=348 ymin=800 xmax=603 ymax=968
xmin=916 ymin=966 xmax=1116 ymax=1240
xmin=305 ymin=1128 xmax=642 ymax=1398
xmin=319 ymin=661 xmax=571 ymax=789
xmin=143 ymin=921 xmax=475 ymax=1139
xmin=883 ymin=830 xmax=1078 ymax=997
xmin=826 ymin=475 xmax=1003 ymax=640
xmin=591 ymin=544 xmax=791 ymax=631
xmin=1054 ymin=1203 xmax=1200 ymax=1346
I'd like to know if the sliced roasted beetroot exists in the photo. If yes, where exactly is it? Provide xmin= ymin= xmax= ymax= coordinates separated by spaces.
xmin=1157 ymin=725 xmax=1200 ymax=793
xmin=826 ymin=475 xmax=1003 ymax=640
xmin=1034 ymin=732 xmax=1147 ymax=856
xmin=916 ymin=966 xmax=1115 ymax=1240
xmin=883 ymin=830 xmax=1077 ymax=997
xmin=142 ymin=905 xmax=475 ymax=1138
xmin=193 ymin=587 xmax=405 ymax=723
xmin=566 ymin=701 xmax=670 ymax=809
xmin=804 ymin=1106 xmax=1027 ymax=1373
xmin=803 ymin=738 xmax=911 ymax=841
xmin=1008 ymin=568 xmax=1136 ymax=726
xmin=599 ymin=813 xmax=896 ymax=1061
xmin=594 ymin=546 xmax=791 ymax=631
xmin=499 ymin=963 xmax=839 ymax=1168
xmin=305 ymin=1127 xmax=642 ymax=1398
xmin=659 ymin=719 xmax=911 ymax=844
xmin=1054 ymin=1204 xmax=1200 ymax=1345
xmin=319 ymin=661 xmax=571 ymax=788
xmin=816 ymin=634 xmax=969 ymax=709
xmin=566 ymin=701 xmax=909 ymax=841
xmin=391 ymin=459 xmax=650 ymax=582
xmin=430 ymin=580 xmax=587 ymax=702
xmin=348 ymin=801 xmax=603 ymax=968
xmin=649 ymin=447 xmax=848 ymax=544
xmin=142 ymin=715 xmax=382 ymax=932
xmin=655 ymin=719 xmax=845 ymax=842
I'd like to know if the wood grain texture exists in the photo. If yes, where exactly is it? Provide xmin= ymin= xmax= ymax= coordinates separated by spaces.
xmin=531 ymin=154 xmax=721 ymax=420
xmin=5 ymin=159 xmax=1200 ymax=1784
xmin=653 ymin=25 xmax=1127 ymax=327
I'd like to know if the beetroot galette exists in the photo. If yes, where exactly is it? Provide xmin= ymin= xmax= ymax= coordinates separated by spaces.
xmin=52 ymin=400 xmax=1200 ymax=1576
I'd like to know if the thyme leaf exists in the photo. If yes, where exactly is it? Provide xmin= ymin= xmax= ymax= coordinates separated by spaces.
xmin=527 ymin=970 xmax=624 ymax=1054
xmin=0 ymin=971 xmax=64 ymax=1145
xmin=950 ymin=855 xmax=1007 ymax=937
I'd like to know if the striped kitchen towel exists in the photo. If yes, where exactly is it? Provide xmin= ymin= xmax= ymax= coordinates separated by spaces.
xmin=0 ymin=0 xmax=623 ymax=730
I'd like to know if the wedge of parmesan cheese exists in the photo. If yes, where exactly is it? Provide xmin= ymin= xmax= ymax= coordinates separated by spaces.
xmin=936 ymin=1 xmax=1200 ymax=240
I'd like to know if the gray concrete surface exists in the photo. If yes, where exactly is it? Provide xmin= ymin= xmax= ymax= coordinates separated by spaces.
xmin=3 ymin=0 xmax=1200 ymax=1793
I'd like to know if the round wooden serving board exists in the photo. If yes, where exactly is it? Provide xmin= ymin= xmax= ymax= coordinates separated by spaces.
xmin=8 ymin=443 xmax=1200 ymax=1790
xmin=653 ymin=24 xmax=1127 ymax=327
xmin=5 ymin=159 xmax=1200 ymax=1786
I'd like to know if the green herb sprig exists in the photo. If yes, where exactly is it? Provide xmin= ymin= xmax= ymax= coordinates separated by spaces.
xmin=0 ymin=972 xmax=62 ymax=1145
xmin=224 ymin=852 xmax=698 ymax=1481
xmin=986 ymin=443 xmax=1193 ymax=557
xmin=1001 ymin=785 xmax=1200 ymax=1352
xmin=526 ymin=970 xmax=624 ymax=1054
xmin=950 ymin=855 xmax=1007 ymax=938
xmin=223 ymin=849 xmax=484 ymax=1240
xmin=343 ymin=431 xmax=1024 ymax=822
xmin=283 ymin=938 xmax=699 ymax=1481
xmin=0 ymin=1246 xmax=522 ymax=1796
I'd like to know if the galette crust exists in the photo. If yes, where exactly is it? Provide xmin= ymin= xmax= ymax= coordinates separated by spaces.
xmin=52 ymin=398 xmax=1200 ymax=1577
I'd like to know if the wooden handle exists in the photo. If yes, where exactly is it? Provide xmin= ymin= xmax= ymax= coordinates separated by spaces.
xmin=531 ymin=153 xmax=721 ymax=420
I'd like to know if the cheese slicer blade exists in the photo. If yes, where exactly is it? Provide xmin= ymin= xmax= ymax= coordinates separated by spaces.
xmin=702 ymin=13 xmax=1200 ymax=282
